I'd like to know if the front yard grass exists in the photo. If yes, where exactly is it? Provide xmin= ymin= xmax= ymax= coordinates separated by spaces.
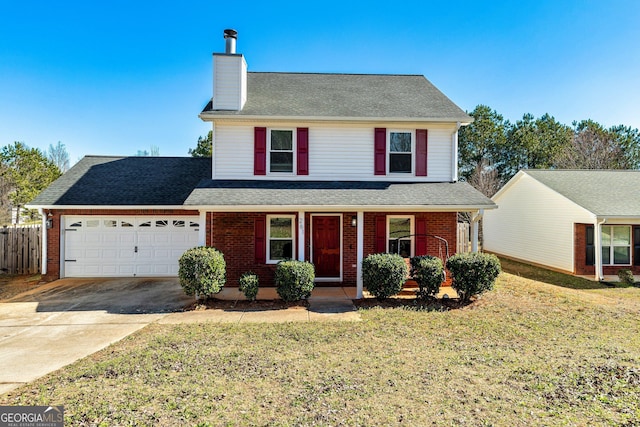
xmin=2 ymin=265 xmax=639 ymax=426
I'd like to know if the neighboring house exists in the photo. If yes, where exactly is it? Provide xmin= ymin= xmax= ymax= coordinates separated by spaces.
xmin=28 ymin=29 xmax=495 ymax=297
xmin=484 ymin=170 xmax=640 ymax=281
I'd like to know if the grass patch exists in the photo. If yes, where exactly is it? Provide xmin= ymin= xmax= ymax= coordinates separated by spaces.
xmin=2 ymin=269 xmax=639 ymax=426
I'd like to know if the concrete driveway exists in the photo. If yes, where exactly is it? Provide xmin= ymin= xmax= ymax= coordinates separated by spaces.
xmin=0 ymin=278 xmax=193 ymax=395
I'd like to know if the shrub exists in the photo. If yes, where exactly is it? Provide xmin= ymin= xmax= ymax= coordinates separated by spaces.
xmin=362 ymin=253 xmax=408 ymax=299
xmin=239 ymin=272 xmax=259 ymax=301
xmin=410 ymin=255 xmax=445 ymax=298
xmin=617 ymin=269 xmax=635 ymax=286
xmin=446 ymin=252 xmax=501 ymax=303
xmin=178 ymin=246 xmax=226 ymax=299
xmin=275 ymin=260 xmax=315 ymax=301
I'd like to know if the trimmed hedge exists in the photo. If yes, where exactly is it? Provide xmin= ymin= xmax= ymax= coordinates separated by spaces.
xmin=446 ymin=252 xmax=501 ymax=303
xmin=239 ymin=272 xmax=259 ymax=301
xmin=275 ymin=260 xmax=315 ymax=301
xmin=410 ymin=255 xmax=445 ymax=298
xmin=362 ymin=253 xmax=408 ymax=299
xmin=617 ymin=269 xmax=635 ymax=286
xmin=178 ymin=246 xmax=226 ymax=299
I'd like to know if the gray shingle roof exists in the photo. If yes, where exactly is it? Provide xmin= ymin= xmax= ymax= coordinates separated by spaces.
xmin=28 ymin=156 xmax=212 ymax=207
xmin=184 ymin=180 xmax=495 ymax=209
xmin=524 ymin=170 xmax=640 ymax=217
xmin=201 ymin=72 xmax=472 ymax=122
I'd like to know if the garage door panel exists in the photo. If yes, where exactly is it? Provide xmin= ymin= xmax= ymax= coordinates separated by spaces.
xmin=64 ymin=216 xmax=199 ymax=278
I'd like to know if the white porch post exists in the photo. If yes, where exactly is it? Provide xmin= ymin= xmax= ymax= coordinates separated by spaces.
xmin=198 ymin=210 xmax=207 ymax=246
xmin=356 ymin=211 xmax=364 ymax=299
xmin=297 ymin=211 xmax=305 ymax=261
xmin=471 ymin=209 xmax=483 ymax=252
xmin=594 ymin=219 xmax=604 ymax=281
xmin=39 ymin=209 xmax=47 ymax=275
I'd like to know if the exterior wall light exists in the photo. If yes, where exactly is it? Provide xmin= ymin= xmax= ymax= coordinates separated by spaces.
xmin=351 ymin=215 xmax=357 ymax=227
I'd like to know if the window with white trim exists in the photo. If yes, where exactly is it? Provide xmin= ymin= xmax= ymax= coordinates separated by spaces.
xmin=389 ymin=130 xmax=413 ymax=174
xmin=267 ymin=215 xmax=295 ymax=263
xmin=269 ymin=129 xmax=295 ymax=173
xmin=388 ymin=216 xmax=414 ymax=258
xmin=602 ymin=225 xmax=631 ymax=265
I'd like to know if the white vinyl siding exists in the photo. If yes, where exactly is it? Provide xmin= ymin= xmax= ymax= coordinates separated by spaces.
xmin=483 ymin=173 xmax=594 ymax=273
xmin=212 ymin=55 xmax=247 ymax=110
xmin=212 ymin=122 xmax=456 ymax=181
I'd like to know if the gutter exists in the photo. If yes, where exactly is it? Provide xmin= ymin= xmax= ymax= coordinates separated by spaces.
xmin=182 ymin=204 xmax=497 ymax=213
xmin=198 ymin=112 xmax=473 ymax=125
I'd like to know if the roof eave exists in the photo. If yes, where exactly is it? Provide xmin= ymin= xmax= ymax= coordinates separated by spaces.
xmin=183 ymin=204 xmax=496 ymax=212
xmin=199 ymin=112 xmax=472 ymax=125
xmin=25 ymin=204 xmax=196 ymax=211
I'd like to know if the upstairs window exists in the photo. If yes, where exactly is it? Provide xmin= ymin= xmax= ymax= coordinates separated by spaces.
xmin=269 ymin=130 xmax=294 ymax=173
xmin=389 ymin=131 xmax=413 ymax=173
xmin=602 ymin=225 xmax=631 ymax=265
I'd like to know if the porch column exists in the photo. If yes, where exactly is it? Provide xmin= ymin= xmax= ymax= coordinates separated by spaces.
xmin=297 ymin=211 xmax=305 ymax=261
xmin=356 ymin=211 xmax=364 ymax=298
xmin=471 ymin=209 xmax=483 ymax=252
xmin=594 ymin=219 xmax=604 ymax=281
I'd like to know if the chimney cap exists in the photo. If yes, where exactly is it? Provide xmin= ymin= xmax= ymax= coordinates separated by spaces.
xmin=224 ymin=29 xmax=238 ymax=39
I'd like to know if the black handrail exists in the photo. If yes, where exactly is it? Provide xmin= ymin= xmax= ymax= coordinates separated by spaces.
xmin=391 ymin=234 xmax=450 ymax=259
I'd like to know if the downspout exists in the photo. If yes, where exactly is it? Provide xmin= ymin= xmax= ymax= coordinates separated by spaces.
xmin=39 ymin=209 xmax=47 ymax=275
xmin=451 ymin=122 xmax=461 ymax=182
xmin=594 ymin=217 xmax=607 ymax=282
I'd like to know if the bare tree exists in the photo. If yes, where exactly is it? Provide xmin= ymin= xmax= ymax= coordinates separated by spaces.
xmin=48 ymin=141 xmax=70 ymax=173
xmin=468 ymin=159 xmax=501 ymax=198
xmin=0 ymin=162 xmax=13 ymax=224
xmin=554 ymin=120 xmax=631 ymax=169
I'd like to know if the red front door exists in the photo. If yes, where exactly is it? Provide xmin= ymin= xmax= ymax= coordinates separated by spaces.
xmin=312 ymin=216 xmax=341 ymax=279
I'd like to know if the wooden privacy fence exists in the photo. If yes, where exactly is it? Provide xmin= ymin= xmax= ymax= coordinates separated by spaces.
xmin=0 ymin=225 xmax=41 ymax=274
xmin=457 ymin=222 xmax=471 ymax=254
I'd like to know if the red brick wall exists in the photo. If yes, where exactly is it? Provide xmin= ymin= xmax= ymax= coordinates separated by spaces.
xmin=574 ymin=222 xmax=640 ymax=276
xmin=43 ymin=209 xmax=199 ymax=281
xmin=574 ymin=223 xmax=593 ymax=275
xmin=44 ymin=209 xmax=460 ymax=287
xmin=208 ymin=211 xmax=458 ymax=287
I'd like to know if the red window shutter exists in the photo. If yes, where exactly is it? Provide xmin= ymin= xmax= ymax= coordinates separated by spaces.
xmin=415 ymin=217 xmax=427 ymax=255
xmin=254 ymin=217 xmax=266 ymax=263
xmin=297 ymin=128 xmax=309 ymax=175
xmin=416 ymin=129 xmax=428 ymax=177
xmin=375 ymin=215 xmax=387 ymax=253
xmin=254 ymin=127 xmax=267 ymax=175
xmin=374 ymin=128 xmax=386 ymax=175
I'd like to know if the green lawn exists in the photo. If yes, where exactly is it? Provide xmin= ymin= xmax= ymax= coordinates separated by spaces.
xmin=2 ymin=263 xmax=639 ymax=426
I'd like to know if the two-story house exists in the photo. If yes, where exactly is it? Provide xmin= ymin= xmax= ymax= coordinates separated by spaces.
xmin=29 ymin=29 xmax=495 ymax=298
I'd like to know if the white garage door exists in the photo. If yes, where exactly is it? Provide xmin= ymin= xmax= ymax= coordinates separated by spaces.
xmin=63 ymin=216 xmax=200 ymax=277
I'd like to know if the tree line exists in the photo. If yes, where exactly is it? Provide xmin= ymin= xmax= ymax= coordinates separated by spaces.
xmin=0 ymin=142 xmax=69 ymax=224
xmin=459 ymin=105 xmax=640 ymax=196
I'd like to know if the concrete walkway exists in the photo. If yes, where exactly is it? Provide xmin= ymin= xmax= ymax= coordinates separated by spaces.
xmin=0 ymin=279 xmax=360 ymax=395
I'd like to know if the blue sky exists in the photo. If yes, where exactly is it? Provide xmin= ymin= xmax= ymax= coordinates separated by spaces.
xmin=1 ymin=0 xmax=639 ymax=162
